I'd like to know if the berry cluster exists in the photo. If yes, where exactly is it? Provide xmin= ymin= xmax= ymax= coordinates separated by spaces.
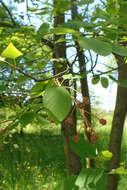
xmin=99 ymin=118 xmax=107 ymax=125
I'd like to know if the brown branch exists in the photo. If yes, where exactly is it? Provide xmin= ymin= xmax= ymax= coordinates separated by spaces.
xmin=5 ymin=60 xmax=68 ymax=82
xmin=92 ymin=67 xmax=118 ymax=77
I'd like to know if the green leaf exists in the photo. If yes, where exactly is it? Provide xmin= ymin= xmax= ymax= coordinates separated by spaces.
xmin=75 ymin=170 xmax=87 ymax=189
xmin=70 ymin=135 xmax=96 ymax=158
xmin=111 ymin=43 xmax=127 ymax=56
xmin=78 ymin=37 xmax=112 ymax=56
xmin=36 ymin=114 xmax=50 ymax=126
xmin=62 ymin=20 xmax=94 ymax=31
xmin=1 ymin=43 xmax=23 ymax=59
xmin=30 ymin=79 xmax=54 ymax=98
xmin=96 ymin=172 xmax=107 ymax=190
xmin=63 ymin=74 xmax=81 ymax=80
xmin=37 ymin=23 xmax=49 ymax=36
xmin=100 ymin=150 xmax=112 ymax=161
xmin=30 ymin=82 xmax=48 ymax=98
xmin=92 ymin=76 xmax=100 ymax=85
xmin=55 ymin=176 xmax=78 ymax=190
xmin=53 ymin=27 xmax=79 ymax=35
xmin=43 ymin=87 xmax=72 ymax=122
xmin=75 ymin=168 xmax=105 ymax=189
xmin=101 ymin=77 xmax=109 ymax=88
xmin=19 ymin=112 xmax=35 ymax=127
xmin=110 ymin=167 xmax=127 ymax=175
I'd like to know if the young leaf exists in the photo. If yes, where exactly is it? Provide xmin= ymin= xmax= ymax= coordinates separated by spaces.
xmin=101 ymin=77 xmax=109 ymax=88
xmin=110 ymin=167 xmax=127 ymax=175
xmin=63 ymin=73 xmax=81 ymax=80
xmin=78 ymin=37 xmax=112 ymax=56
xmin=92 ymin=76 xmax=100 ymax=85
xmin=1 ymin=43 xmax=23 ymax=59
xmin=43 ymin=87 xmax=72 ymax=122
xmin=101 ymin=150 xmax=112 ymax=160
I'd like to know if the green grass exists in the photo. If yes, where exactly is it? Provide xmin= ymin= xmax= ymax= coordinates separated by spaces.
xmin=0 ymin=120 xmax=127 ymax=190
xmin=0 ymin=125 xmax=66 ymax=190
xmin=95 ymin=122 xmax=127 ymax=190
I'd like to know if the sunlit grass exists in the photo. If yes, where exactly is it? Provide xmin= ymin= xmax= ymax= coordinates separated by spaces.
xmin=0 ymin=116 xmax=127 ymax=190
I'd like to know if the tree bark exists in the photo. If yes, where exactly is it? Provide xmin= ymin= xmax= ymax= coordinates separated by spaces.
xmin=53 ymin=0 xmax=81 ymax=175
xmin=106 ymin=55 xmax=127 ymax=190
xmin=71 ymin=0 xmax=93 ymax=168
xmin=71 ymin=0 xmax=91 ymax=131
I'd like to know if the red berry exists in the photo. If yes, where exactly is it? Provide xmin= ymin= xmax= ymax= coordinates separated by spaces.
xmin=90 ymin=132 xmax=98 ymax=144
xmin=99 ymin=118 xmax=107 ymax=125
xmin=72 ymin=135 xmax=80 ymax=143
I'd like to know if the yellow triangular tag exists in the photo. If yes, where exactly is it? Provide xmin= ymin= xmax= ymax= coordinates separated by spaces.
xmin=1 ymin=43 xmax=23 ymax=59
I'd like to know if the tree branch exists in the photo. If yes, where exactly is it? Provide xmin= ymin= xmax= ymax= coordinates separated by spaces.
xmin=4 ymin=60 xmax=68 ymax=82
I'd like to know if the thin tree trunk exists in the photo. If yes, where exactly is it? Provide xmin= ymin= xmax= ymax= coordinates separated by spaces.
xmin=106 ymin=55 xmax=127 ymax=190
xmin=71 ymin=0 xmax=93 ymax=168
xmin=53 ymin=0 xmax=81 ymax=175
xmin=71 ymin=0 xmax=91 ymax=131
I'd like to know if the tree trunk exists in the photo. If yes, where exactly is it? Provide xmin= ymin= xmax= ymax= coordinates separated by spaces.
xmin=53 ymin=0 xmax=81 ymax=175
xmin=71 ymin=0 xmax=91 ymax=131
xmin=71 ymin=0 xmax=93 ymax=167
xmin=106 ymin=55 xmax=127 ymax=190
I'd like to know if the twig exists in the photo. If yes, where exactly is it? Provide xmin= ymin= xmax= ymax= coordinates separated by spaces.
xmin=92 ymin=54 xmax=98 ymax=70
xmin=89 ymin=50 xmax=94 ymax=75
xmin=4 ymin=60 xmax=68 ymax=82
xmin=91 ymin=67 xmax=118 ymax=77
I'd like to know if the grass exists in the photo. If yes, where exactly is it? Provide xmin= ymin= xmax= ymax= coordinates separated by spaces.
xmin=0 ymin=117 xmax=127 ymax=190
xmin=0 ymin=125 xmax=66 ymax=190
xmin=95 ymin=121 xmax=127 ymax=190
